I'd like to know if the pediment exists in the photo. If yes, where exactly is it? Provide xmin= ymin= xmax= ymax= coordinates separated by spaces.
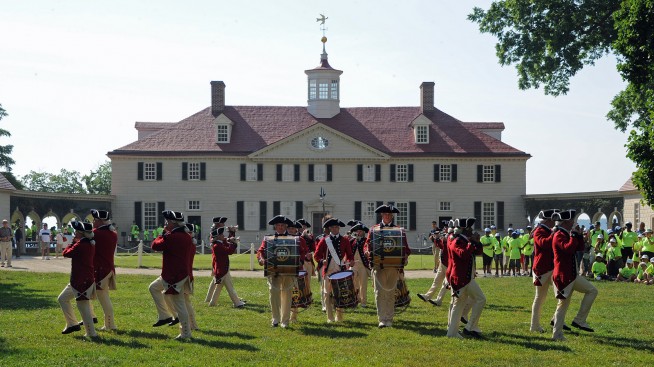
xmin=249 ymin=124 xmax=389 ymax=161
xmin=410 ymin=114 xmax=432 ymax=128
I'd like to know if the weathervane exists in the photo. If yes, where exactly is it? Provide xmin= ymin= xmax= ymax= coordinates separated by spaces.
xmin=316 ymin=14 xmax=328 ymax=37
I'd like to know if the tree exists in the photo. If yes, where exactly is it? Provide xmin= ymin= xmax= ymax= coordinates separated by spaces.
xmin=83 ymin=161 xmax=111 ymax=195
xmin=0 ymin=104 xmax=16 ymax=172
xmin=21 ymin=169 xmax=87 ymax=194
xmin=469 ymin=0 xmax=654 ymax=203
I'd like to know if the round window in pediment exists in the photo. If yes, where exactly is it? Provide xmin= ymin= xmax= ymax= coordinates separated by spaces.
xmin=310 ymin=136 xmax=329 ymax=150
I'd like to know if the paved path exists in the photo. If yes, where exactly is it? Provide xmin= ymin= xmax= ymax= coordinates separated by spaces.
xmin=1 ymin=256 xmax=436 ymax=279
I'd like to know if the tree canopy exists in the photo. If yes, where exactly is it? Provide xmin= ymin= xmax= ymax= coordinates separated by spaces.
xmin=0 ymin=103 xmax=16 ymax=172
xmin=469 ymin=0 xmax=654 ymax=203
xmin=21 ymin=161 xmax=112 ymax=195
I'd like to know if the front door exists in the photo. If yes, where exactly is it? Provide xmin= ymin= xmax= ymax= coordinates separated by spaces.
xmin=187 ymin=215 xmax=202 ymax=242
xmin=312 ymin=212 xmax=328 ymax=237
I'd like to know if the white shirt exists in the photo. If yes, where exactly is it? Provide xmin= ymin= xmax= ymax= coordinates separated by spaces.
xmin=39 ymin=229 xmax=51 ymax=242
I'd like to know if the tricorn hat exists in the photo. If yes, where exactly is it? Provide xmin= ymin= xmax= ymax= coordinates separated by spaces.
xmin=211 ymin=227 xmax=225 ymax=236
xmin=212 ymin=216 xmax=228 ymax=224
xmin=268 ymin=215 xmax=290 ymax=226
xmin=290 ymin=221 xmax=303 ymax=229
xmin=91 ymin=209 xmax=110 ymax=220
xmin=162 ymin=210 xmax=184 ymax=221
xmin=323 ymin=218 xmax=346 ymax=228
xmin=296 ymin=218 xmax=311 ymax=228
xmin=552 ymin=209 xmax=576 ymax=221
xmin=71 ymin=221 xmax=93 ymax=233
xmin=350 ymin=222 xmax=369 ymax=233
xmin=455 ymin=218 xmax=476 ymax=228
xmin=375 ymin=204 xmax=400 ymax=214
xmin=185 ymin=223 xmax=195 ymax=233
xmin=347 ymin=219 xmax=360 ymax=226
xmin=537 ymin=209 xmax=561 ymax=220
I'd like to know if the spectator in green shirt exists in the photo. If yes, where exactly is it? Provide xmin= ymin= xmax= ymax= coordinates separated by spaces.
xmin=606 ymin=237 xmax=623 ymax=277
xmin=591 ymin=254 xmax=609 ymax=280
xmin=130 ymin=222 xmax=140 ymax=242
xmin=522 ymin=226 xmax=534 ymax=276
xmin=507 ymin=232 xmax=523 ymax=277
xmin=646 ymin=259 xmax=654 ymax=285
xmin=635 ymin=259 xmax=649 ymax=284
xmin=620 ymin=222 xmax=638 ymax=263
xmin=617 ymin=258 xmax=637 ymax=282
xmin=502 ymin=228 xmax=514 ymax=276
xmin=493 ymin=232 xmax=504 ymax=277
xmin=480 ymin=228 xmax=497 ymax=277
xmin=641 ymin=229 xmax=654 ymax=258
xmin=633 ymin=233 xmax=644 ymax=263
xmin=594 ymin=234 xmax=607 ymax=258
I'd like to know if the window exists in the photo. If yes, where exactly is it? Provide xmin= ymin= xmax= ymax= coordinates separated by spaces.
xmin=216 ymin=125 xmax=229 ymax=143
xmin=244 ymin=202 xmax=260 ymax=230
xmin=440 ymin=164 xmax=452 ymax=182
xmin=415 ymin=125 xmax=428 ymax=144
xmin=318 ymin=82 xmax=329 ymax=99
xmin=395 ymin=202 xmax=408 ymax=229
xmin=309 ymin=80 xmax=317 ymax=100
xmin=440 ymin=202 xmax=451 ymax=211
xmin=246 ymin=164 xmax=258 ymax=181
xmin=311 ymin=136 xmax=329 ymax=150
xmin=363 ymin=164 xmax=375 ymax=182
xmin=187 ymin=200 xmax=200 ymax=211
xmin=188 ymin=163 xmax=200 ymax=180
xmin=279 ymin=201 xmax=295 ymax=219
xmin=314 ymin=164 xmax=327 ymax=182
xmin=482 ymin=202 xmax=495 ymax=229
xmin=330 ymin=80 xmax=338 ymax=99
xmin=634 ymin=203 xmax=640 ymax=225
xmin=362 ymin=201 xmax=377 ymax=224
xmin=144 ymin=163 xmax=157 ymax=181
xmin=143 ymin=202 xmax=158 ymax=230
xmin=483 ymin=165 xmax=495 ymax=182
xmin=282 ymin=164 xmax=294 ymax=182
xmin=396 ymin=164 xmax=408 ymax=182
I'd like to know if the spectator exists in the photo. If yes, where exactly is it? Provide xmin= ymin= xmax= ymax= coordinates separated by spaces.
xmin=522 ymin=227 xmax=534 ymax=276
xmin=507 ymin=231 xmax=523 ymax=277
xmin=30 ymin=221 xmax=37 ymax=241
xmin=480 ymin=227 xmax=496 ymax=277
xmin=0 ymin=219 xmax=13 ymax=267
xmin=591 ymin=254 xmax=609 ymax=280
xmin=646 ymin=258 xmax=654 ymax=285
xmin=616 ymin=258 xmax=637 ymax=282
xmin=605 ymin=237 xmax=623 ymax=277
xmin=14 ymin=220 xmax=24 ymax=258
xmin=130 ymin=221 xmax=140 ymax=242
xmin=638 ymin=222 xmax=646 ymax=234
xmin=594 ymin=234 xmax=606 ymax=258
xmin=633 ymin=233 xmax=644 ymax=263
xmin=581 ymin=228 xmax=592 ymax=276
xmin=641 ymin=229 xmax=654 ymax=258
xmin=502 ymin=228 xmax=514 ymax=276
xmin=55 ymin=228 xmax=69 ymax=259
xmin=38 ymin=223 xmax=51 ymax=260
xmin=493 ymin=232 xmax=504 ymax=277
xmin=619 ymin=222 xmax=638 ymax=264
xmin=634 ymin=258 xmax=649 ymax=284
xmin=589 ymin=221 xmax=607 ymax=258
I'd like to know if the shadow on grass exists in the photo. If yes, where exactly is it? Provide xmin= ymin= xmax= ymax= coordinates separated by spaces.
xmin=185 ymin=337 xmax=259 ymax=351
xmin=0 ymin=337 xmax=18 ymax=356
xmin=485 ymin=331 xmax=573 ymax=351
xmin=72 ymin=335 xmax=150 ymax=348
xmin=588 ymin=334 xmax=654 ymax=353
xmin=196 ymin=329 xmax=256 ymax=340
xmin=485 ymin=303 xmax=530 ymax=313
xmin=298 ymin=324 xmax=367 ymax=339
xmin=394 ymin=319 xmax=448 ymax=337
xmin=122 ymin=329 xmax=171 ymax=340
xmin=0 ymin=282 xmax=57 ymax=310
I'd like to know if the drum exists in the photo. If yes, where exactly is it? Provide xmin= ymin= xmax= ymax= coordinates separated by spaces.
xmin=369 ymin=227 xmax=405 ymax=269
xmin=395 ymin=277 xmax=410 ymax=308
xmin=263 ymin=235 xmax=300 ymax=276
xmin=329 ymin=270 xmax=359 ymax=309
xmin=292 ymin=271 xmax=313 ymax=308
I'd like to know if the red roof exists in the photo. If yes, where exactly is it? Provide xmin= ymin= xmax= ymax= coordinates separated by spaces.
xmin=0 ymin=173 xmax=16 ymax=191
xmin=109 ymin=106 xmax=529 ymax=157
xmin=618 ymin=177 xmax=637 ymax=192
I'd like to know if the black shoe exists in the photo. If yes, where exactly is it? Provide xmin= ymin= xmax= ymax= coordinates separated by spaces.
xmin=168 ymin=318 xmax=180 ymax=326
xmin=417 ymin=293 xmax=428 ymax=302
xmin=62 ymin=325 xmax=81 ymax=334
xmin=152 ymin=317 xmax=173 ymax=327
xmin=461 ymin=317 xmax=468 ymax=325
xmin=428 ymin=299 xmax=441 ymax=306
xmin=462 ymin=328 xmax=483 ymax=339
xmin=272 ymin=323 xmax=279 ymax=328
xmin=79 ymin=317 xmax=98 ymax=326
xmin=571 ymin=321 xmax=594 ymax=332
xmin=550 ymin=320 xmax=571 ymax=331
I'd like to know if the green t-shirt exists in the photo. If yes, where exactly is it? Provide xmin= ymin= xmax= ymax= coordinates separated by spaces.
xmin=508 ymin=237 xmax=523 ymax=260
xmin=493 ymin=237 xmax=503 ymax=255
xmin=130 ymin=224 xmax=140 ymax=236
xmin=642 ymin=237 xmax=654 ymax=252
xmin=143 ymin=230 xmax=150 ymax=240
xmin=621 ymin=231 xmax=639 ymax=249
xmin=637 ymin=267 xmax=647 ymax=280
xmin=606 ymin=244 xmax=622 ymax=260
xmin=522 ymin=239 xmax=534 ymax=256
xmin=646 ymin=264 xmax=654 ymax=276
xmin=619 ymin=266 xmax=637 ymax=278
xmin=589 ymin=228 xmax=607 ymax=247
xmin=480 ymin=235 xmax=496 ymax=257
xmin=591 ymin=261 xmax=607 ymax=277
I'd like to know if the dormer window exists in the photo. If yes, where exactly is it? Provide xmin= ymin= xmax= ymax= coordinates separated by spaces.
xmin=410 ymin=115 xmax=432 ymax=144
xmin=213 ymin=114 xmax=234 ymax=144
xmin=330 ymin=80 xmax=339 ymax=99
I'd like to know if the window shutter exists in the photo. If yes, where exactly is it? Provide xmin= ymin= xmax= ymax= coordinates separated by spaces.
xmin=236 ymin=201 xmax=244 ymax=229
xmin=259 ymin=201 xmax=267 ymax=230
xmin=474 ymin=201 xmax=482 ymax=230
xmin=497 ymin=201 xmax=505 ymax=229
xmin=182 ymin=162 xmax=188 ymax=180
xmin=157 ymin=202 xmax=165 ymax=227
xmin=354 ymin=201 xmax=361 ymax=220
xmin=495 ymin=164 xmax=501 ymax=183
xmin=376 ymin=201 xmax=383 ymax=222
xmin=357 ymin=164 xmax=363 ymax=182
xmin=375 ymin=164 xmax=381 ymax=182
xmin=137 ymin=162 xmax=144 ymax=181
xmin=409 ymin=202 xmax=417 ymax=230
xmin=156 ymin=163 xmax=163 ymax=181
xmin=294 ymin=164 xmax=300 ymax=182
xmin=134 ymin=201 xmax=142 ymax=229
xmin=200 ymin=162 xmax=206 ymax=180
xmin=276 ymin=164 xmax=282 ymax=181
xmin=434 ymin=164 xmax=440 ymax=182
xmin=390 ymin=164 xmax=396 ymax=182
xmin=257 ymin=164 xmax=263 ymax=181
xmin=308 ymin=164 xmax=314 ymax=182
xmin=327 ymin=164 xmax=333 ymax=181
xmin=273 ymin=201 xmax=280 ymax=215
xmin=452 ymin=164 xmax=458 ymax=182
xmin=296 ymin=201 xmax=303 ymax=219
xmin=408 ymin=164 xmax=414 ymax=182
xmin=240 ymin=164 xmax=246 ymax=181
xmin=477 ymin=165 xmax=483 ymax=182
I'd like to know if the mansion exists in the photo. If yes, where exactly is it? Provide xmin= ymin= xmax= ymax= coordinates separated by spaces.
xmin=107 ymin=39 xmax=530 ymax=242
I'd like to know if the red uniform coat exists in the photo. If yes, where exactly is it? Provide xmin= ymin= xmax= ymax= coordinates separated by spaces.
xmin=349 ymin=236 xmax=370 ymax=268
xmin=151 ymin=226 xmax=194 ymax=285
xmin=446 ymin=233 xmax=482 ymax=293
xmin=314 ymin=234 xmax=354 ymax=277
xmin=363 ymin=223 xmax=412 ymax=268
xmin=92 ymin=225 xmax=117 ymax=287
xmin=63 ymin=237 xmax=96 ymax=295
xmin=552 ymin=228 xmax=584 ymax=298
xmin=257 ymin=232 xmax=308 ymax=271
xmin=212 ymin=239 xmax=237 ymax=280
xmin=532 ymin=223 xmax=555 ymax=277
xmin=434 ymin=236 xmax=448 ymax=268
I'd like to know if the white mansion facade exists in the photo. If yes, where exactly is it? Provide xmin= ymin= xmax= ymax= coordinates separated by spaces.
xmin=108 ymin=43 xmax=530 ymax=243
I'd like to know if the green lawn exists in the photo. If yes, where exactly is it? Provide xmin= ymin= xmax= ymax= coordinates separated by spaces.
xmin=0 ymin=271 xmax=652 ymax=366
xmin=114 ymin=253 xmax=441 ymax=271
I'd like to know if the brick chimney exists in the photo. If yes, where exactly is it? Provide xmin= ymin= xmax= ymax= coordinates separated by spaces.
xmin=420 ymin=82 xmax=435 ymax=113
xmin=211 ymin=81 xmax=226 ymax=117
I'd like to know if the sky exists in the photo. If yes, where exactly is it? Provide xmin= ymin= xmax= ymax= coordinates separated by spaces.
xmin=0 ymin=0 xmax=635 ymax=194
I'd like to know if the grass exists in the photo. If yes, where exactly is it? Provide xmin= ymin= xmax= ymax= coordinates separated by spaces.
xmin=1 ymin=271 xmax=653 ymax=366
xmin=114 ymin=253 xmax=440 ymax=271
